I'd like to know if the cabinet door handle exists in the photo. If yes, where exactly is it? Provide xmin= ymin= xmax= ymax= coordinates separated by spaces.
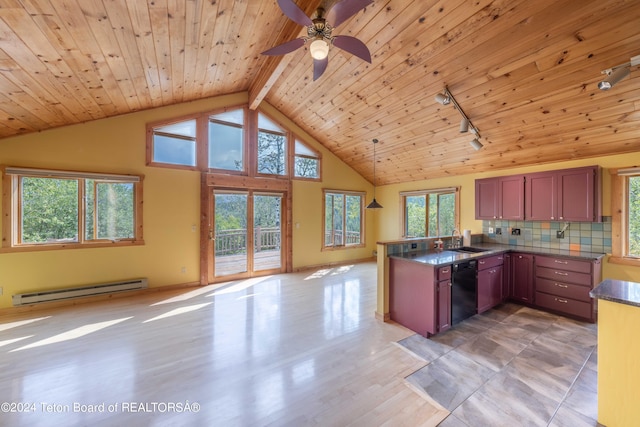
xmin=554 ymin=260 xmax=569 ymax=265
xmin=554 ymin=271 xmax=569 ymax=276
xmin=555 ymin=283 xmax=569 ymax=288
xmin=555 ymin=298 xmax=568 ymax=304
xmin=518 ymin=255 xmax=523 ymax=259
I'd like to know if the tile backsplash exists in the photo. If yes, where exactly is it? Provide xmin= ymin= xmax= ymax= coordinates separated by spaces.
xmin=482 ymin=218 xmax=611 ymax=254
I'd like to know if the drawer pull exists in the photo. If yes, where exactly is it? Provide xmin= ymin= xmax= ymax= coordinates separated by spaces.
xmin=479 ymin=260 xmax=486 ymax=265
xmin=490 ymin=269 xmax=496 ymax=274
xmin=554 ymin=271 xmax=569 ymax=276
xmin=441 ymin=268 xmax=450 ymax=274
xmin=555 ymin=298 xmax=568 ymax=304
xmin=555 ymin=283 xmax=569 ymax=288
xmin=554 ymin=260 xmax=569 ymax=264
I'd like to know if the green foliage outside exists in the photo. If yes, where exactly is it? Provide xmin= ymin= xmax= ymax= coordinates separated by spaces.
xmin=325 ymin=193 xmax=362 ymax=246
xmin=630 ymin=177 xmax=640 ymax=256
xmin=21 ymin=177 xmax=134 ymax=243
xmin=405 ymin=192 xmax=456 ymax=238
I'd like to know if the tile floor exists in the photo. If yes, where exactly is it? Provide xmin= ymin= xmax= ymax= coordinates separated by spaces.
xmin=398 ymin=303 xmax=599 ymax=427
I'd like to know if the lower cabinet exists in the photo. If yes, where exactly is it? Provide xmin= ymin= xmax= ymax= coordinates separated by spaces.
xmin=389 ymin=258 xmax=452 ymax=337
xmin=534 ymin=255 xmax=601 ymax=322
xmin=510 ymin=253 xmax=534 ymax=304
xmin=477 ymin=254 xmax=504 ymax=313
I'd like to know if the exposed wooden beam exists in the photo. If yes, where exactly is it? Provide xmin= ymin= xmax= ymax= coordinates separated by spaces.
xmin=248 ymin=0 xmax=324 ymax=110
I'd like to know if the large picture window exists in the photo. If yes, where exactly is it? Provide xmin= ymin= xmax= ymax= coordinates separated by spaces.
xmin=3 ymin=167 xmax=143 ymax=251
xmin=209 ymin=109 xmax=244 ymax=172
xmin=401 ymin=188 xmax=459 ymax=238
xmin=323 ymin=190 xmax=365 ymax=249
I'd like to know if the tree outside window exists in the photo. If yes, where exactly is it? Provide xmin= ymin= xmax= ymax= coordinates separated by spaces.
xmin=402 ymin=188 xmax=459 ymax=238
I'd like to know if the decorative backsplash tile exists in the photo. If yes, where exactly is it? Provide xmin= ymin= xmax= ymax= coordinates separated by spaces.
xmin=482 ymin=217 xmax=611 ymax=254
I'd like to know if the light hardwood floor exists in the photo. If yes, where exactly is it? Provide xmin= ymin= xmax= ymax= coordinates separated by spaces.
xmin=0 ymin=262 xmax=448 ymax=426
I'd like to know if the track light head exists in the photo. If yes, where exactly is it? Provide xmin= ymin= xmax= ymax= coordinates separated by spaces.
xmin=598 ymin=66 xmax=630 ymax=90
xmin=459 ymin=118 xmax=469 ymax=133
xmin=470 ymin=138 xmax=483 ymax=151
xmin=435 ymin=93 xmax=451 ymax=105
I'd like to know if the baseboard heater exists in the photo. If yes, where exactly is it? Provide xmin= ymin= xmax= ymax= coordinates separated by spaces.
xmin=12 ymin=278 xmax=148 ymax=306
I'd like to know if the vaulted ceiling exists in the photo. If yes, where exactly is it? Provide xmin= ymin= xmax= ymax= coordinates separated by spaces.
xmin=0 ymin=0 xmax=638 ymax=185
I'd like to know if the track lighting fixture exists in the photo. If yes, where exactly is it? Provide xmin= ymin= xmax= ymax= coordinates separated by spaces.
xmin=436 ymin=86 xmax=483 ymax=150
xmin=434 ymin=93 xmax=451 ymax=105
xmin=598 ymin=54 xmax=640 ymax=90
xmin=470 ymin=138 xmax=483 ymax=151
xmin=459 ymin=118 xmax=469 ymax=133
xmin=366 ymin=138 xmax=383 ymax=209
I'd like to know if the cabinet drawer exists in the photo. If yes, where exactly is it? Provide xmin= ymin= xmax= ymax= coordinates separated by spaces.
xmin=437 ymin=265 xmax=452 ymax=281
xmin=535 ymin=256 xmax=591 ymax=274
xmin=536 ymin=292 xmax=592 ymax=320
xmin=536 ymin=266 xmax=591 ymax=286
xmin=535 ymin=277 xmax=592 ymax=302
xmin=477 ymin=254 xmax=504 ymax=270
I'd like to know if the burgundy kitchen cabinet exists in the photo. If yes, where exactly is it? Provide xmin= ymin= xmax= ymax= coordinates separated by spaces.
xmin=477 ymin=254 xmax=504 ymax=313
xmin=475 ymin=175 xmax=525 ymax=220
xmin=534 ymin=255 xmax=602 ymax=322
xmin=525 ymin=166 xmax=601 ymax=222
xmin=510 ymin=253 xmax=534 ymax=304
xmin=502 ymin=253 xmax=512 ymax=302
xmin=389 ymin=258 xmax=452 ymax=337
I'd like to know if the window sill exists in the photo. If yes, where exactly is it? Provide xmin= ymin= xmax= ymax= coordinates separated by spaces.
xmin=608 ymin=255 xmax=640 ymax=267
xmin=1 ymin=240 xmax=145 ymax=253
xmin=322 ymin=244 xmax=365 ymax=252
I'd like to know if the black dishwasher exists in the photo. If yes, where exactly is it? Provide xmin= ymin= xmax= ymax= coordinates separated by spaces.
xmin=452 ymin=260 xmax=477 ymax=325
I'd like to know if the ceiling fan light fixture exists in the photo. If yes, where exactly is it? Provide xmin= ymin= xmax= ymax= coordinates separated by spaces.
xmin=309 ymin=38 xmax=329 ymax=60
xmin=460 ymin=117 xmax=469 ymax=133
xmin=435 ymin=93 xmax=450 ymax=105
xmin=470 ymin=138 xmax=483 ymax=151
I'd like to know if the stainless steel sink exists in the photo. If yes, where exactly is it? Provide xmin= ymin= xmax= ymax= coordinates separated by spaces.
xmin=449 ymin=246 xmax=490 ymax=253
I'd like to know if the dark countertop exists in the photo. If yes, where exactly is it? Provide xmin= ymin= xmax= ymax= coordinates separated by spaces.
xmin=388 ymin=243 xmax=605 ymax=267
xmin=590 ymin=279 xmax=640 ymax=308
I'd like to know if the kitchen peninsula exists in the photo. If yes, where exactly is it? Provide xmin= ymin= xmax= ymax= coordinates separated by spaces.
xmin=376 ymin=239 xmax=604 ymax=337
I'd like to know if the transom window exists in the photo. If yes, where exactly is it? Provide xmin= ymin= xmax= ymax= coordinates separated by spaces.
xmin=257 ymin=113 xmax=287 ymax=176
xmin=146 ymin=106 xmax=322 ymax=179
xmin=150 ymin=119 xmax=197 ymax=167
xmin=294 ymin=138 xmax=321 ymax=179
xmin=3 ymin=167 xmax=143 ymax=250
xmin=323 ymin=190 xmax=365 ymax=249
xmin=209 ymin=109 xmax=244 ymax=172
xmin=400 ymin=188 xmax=460 ymax=238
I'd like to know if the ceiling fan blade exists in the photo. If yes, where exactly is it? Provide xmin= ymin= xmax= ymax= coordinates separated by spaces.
xmin=333 ymin=35 xmax=372 ymax=63
xmin=313 ymin=57 xmax=329 ymax=81
xmin=262 ymin=38 xmax=306 ymax=56
xmin=326 ymin=0 xmax=373 ymax=28
xmin=277 ymin=0 xmax=313 ymax=27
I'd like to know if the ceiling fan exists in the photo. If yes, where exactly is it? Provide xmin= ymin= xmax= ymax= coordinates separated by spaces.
xmin=262 ymin=0 xmax=373 ymax=81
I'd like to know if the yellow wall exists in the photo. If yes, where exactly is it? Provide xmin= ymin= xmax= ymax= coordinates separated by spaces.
xmin=597 ymin=299 xmax=640 ymax=426
xmin=0 ymin=93 xmax=374 ymax=309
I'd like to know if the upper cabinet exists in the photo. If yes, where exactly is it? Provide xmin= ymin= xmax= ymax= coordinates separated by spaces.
xmin=475 ymin=175 xmax=525 ymax=220
xmin=476 ymin=166 xmax=601 ymax=222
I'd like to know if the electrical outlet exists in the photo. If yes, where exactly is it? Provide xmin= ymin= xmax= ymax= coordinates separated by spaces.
xmin=180 ymin=266 xmax=186 ymax=273
xmin=557 ymin=230 xmax=565 ymax=239
xmin=511 ymin=228 xmax=521 ymax=235
xmin=0 ymin=287 xmax=3 ymax=296
xmin=488 ymin=227 xmax=494 ymax=234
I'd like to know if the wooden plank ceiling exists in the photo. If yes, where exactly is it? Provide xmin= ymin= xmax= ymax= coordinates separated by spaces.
xmin=0 ymin=0 xmax=638 ymax=185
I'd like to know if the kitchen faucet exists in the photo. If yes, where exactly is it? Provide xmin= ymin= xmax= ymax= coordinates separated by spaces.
xmin=451 ymin=229 xmax=462 ymax=248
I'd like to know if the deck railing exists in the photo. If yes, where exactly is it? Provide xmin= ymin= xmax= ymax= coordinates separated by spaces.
xmin=215 ymin=227 xmax=281 ymax=255
xmin=324 ymin=230 xmax=361 ymax=246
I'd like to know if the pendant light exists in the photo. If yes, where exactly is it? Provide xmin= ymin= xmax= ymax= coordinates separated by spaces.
xmin=366 ymin=138 xmax=383 ymax=209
